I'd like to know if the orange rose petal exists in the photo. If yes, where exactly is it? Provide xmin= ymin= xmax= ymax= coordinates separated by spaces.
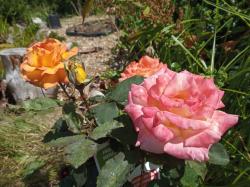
xmin=120 ymin=56 xmax=167 ymax=82
xmin=57 ymin=68 xmax=69 ymax=83
xmin=22 ymin=69 xmax=43 ymax=82
xmin=20 ymin=62 xmax=37 ymax=72
xmin=26 ymin=51 xmax=40 ymax=67
xmin=40 ymin=74 xmax=60 ymax=89
xmin=62 ymin=47 xmax=79 ymax=60
xmin=38 ymin=52 xmax=55 ymax=67
xmin=41 ymin=63 xmax=65 ymax=75
xmin=40 ymin=38 xmax=60 ymax=51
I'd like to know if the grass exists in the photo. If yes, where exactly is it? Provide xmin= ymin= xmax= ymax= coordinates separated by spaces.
xmin=0 ymin=106 xmax=63 ymax=186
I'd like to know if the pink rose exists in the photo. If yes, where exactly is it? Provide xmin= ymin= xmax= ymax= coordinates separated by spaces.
xmin=125 ymin=66 xmax=238 ymax=162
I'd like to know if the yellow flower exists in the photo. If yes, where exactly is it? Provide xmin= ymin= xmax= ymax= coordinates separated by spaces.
xmin=65 ymin=61 xmax=87 ymax=85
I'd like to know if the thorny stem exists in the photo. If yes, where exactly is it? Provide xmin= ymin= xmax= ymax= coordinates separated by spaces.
xmin=59 ymin=83 xmax=74 ymax=100
xmin=76 ymin=85 xmax=90 ymax=110
xmin=40 ymin=88 xmax=46 ymax=97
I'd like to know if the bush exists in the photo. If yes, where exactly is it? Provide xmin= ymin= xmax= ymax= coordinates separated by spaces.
xmin=113 ymin=1 xmax=250 ymax=185
xmin=0 ymin=18 xmax=9 ymax=43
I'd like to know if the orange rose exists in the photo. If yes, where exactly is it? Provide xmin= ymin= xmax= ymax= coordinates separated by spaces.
xmin=20 ymin=38 xmax=78 ymax=89
xmin=119 ymin=56 xmax=167 ymax=81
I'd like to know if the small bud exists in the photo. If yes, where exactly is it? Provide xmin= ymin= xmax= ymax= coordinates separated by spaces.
xmin=65 ymin=61 xmax=87 ymax=85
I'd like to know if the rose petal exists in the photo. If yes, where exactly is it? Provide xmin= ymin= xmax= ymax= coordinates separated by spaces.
xmin=152 ymin=124 xmax=174 ymax=142
xmin=184 ymin=129 xmax=221 ymax=148
xmin=41 ymin=63 xmax=65 ymax=75
xmin=164 ymin=142 xmax=209 ymax=161
xmin=20 ymin=62 xmax=37 ymax=72
xmin=21 ymin=68 xmax=43 ymax=82
xmin=39 ymin=74 xmax=59 ymax=89
xmin=142 ymin=107 xmax=159 ymax=118
xmin=62 ymin=47 xmax=79 ymax=60
xmin=156 ymin=111 xmax=211 ymax=130
xmin=212 ymin=110 xmax=238 ymax=135
xmin=149 ymin=74 xmax=172 ymax=100
xmin=137 ymin=124 xmax=165 ymax=154
xmin=131 ymin=84 xmax=148 ymax=106
xmin=125 ymin=93 xmax=143 ymax=130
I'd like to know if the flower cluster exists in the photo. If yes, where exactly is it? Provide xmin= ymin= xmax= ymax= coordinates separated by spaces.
xmin=124 ymin=56 xmax=238 ymax=162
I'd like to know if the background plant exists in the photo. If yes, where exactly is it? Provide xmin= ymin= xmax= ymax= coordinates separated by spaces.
xmin=111 ymin=0 xmax=250 ymax=186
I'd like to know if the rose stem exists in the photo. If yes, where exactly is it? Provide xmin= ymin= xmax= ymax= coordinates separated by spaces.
xmin=40 ymin=88 xmax=46 ymax=97
xmin=76 ymin=85 xmax=90 ymax=110
xmin=59 ymin=83 xmax=73 ymax=100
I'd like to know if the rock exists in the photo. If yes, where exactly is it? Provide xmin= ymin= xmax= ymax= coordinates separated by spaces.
xmin=6 ymin=34 xmax=14 ymax=44
xmin=66 ymin=42 xmax=73 ymax=50
xmin=88 ymin=90 xmax=105 ymax=99
xmin=32 ymin=17 xmax=47 ymax=28
xmin=0 ymin=48 xmax=58 ymax=103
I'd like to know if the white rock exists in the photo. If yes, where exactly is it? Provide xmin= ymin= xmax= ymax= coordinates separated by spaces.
xmin=32 ymin=17 xmax=46 ymax=28
xmin=88 ymin=90 xmax=105 ymax=99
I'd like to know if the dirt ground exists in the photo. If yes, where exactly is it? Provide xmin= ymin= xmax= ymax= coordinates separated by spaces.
xmin=50 ymin=15 xmax=120 ymax=76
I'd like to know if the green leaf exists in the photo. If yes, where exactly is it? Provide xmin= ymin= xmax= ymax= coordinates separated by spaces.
xmin=57 ymin=157 xmax=88 ymax=187
xmin=64 ymin=112 xmax=83 ymax=133
xmin=0 ymin=58 xmax=5 ymax=79
xmin=22 ymin=97 xmax=60 ymax=111
xmin=23 ymin=160 xmax=45 ymax=177
xmin=65 ymin=138 xmax=98 ymax=168
xmin=148 ymin=180 xmax=168 ymax=187
xmin=97 ymin=153 xmax=133 ymax=187
xmin=107 ymin=76 xmax=144 ymax=105
xmin=72 ymin=164 xmax=88 ymax=187
xmin=143 ymin=6 xmax=150 ymax=16
xmin=62 ymin=102 xmax=83 ymax=133
xmin=186 ymin=161 xmax=207 ymax=180
xmin=91 ymin=121 xmax=123 ymax=140
xmin=110 ymin=115 xmax=137 ymax=145
xmin=181 ymin=163 xmax=199 ymax=187
xmin=48 ymin=135 xmax=85 ymax=147
xmin=90 ymin=102 xmax=119 ymax=126
xmin=147 ymin=152 xmax=184 ymax=168
xmin=63 ymin=102 xmax=76 ymax=114
xmin=131 ymin=2 xmax=144 ymax=8
xmin=209 ymin=143 xmax=229 ymax=166
xmin=43 ymin=117 xmax=74 ymax=143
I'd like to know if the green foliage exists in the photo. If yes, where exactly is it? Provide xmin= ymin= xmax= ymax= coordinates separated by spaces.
xmin=114 ymin=0 xmax=250 ymax=186
xmin=110 ymin=115 xmax=138 ymax=145
xmin=0 ymin=0 xmax=76 ymax=24
xmin=0 ymin=16 xmax=41 ymax=47
xmin=23 ymin=160 xmax=45 ymax=177
xmin=48 ymin=134 xmax=98 ymax=169
xmin=96 ymin=152 xmax=133 ymax=187
xmin=65 ymin=138 xmax=98 ymax=168
xmin=0 ymin=0 xmax=31 ymax=23
xmin=90 ymin=102 xmax=119 ymax=125
xmin=0 ymin=18 xmax=9 ymax=43
xmin=48 ymin=135 xmax=85 ymax=148
xmin=107 ymin=76 xmax=144 ymax=104
xmin=0 ymin=58 xmax=5 ymax=80
xmin=0 ymin=103 xmax=62 ymax=186
xmin=13 ymin=23 xmax=40 ymax=47
xmin=208 ymin=143 xmax=230 ymax=166
xmin=181 ymin=161 xmax=207 ymax=187
xmin=22 ymin=97 xmax=61 ymax=111
xmin=48 ymin=31 xmax=66 ymax=41
xmin=63 ymin=102 xmax=83 ymax=133
xmin=90 ymin=121 xmax=123 ymax=140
